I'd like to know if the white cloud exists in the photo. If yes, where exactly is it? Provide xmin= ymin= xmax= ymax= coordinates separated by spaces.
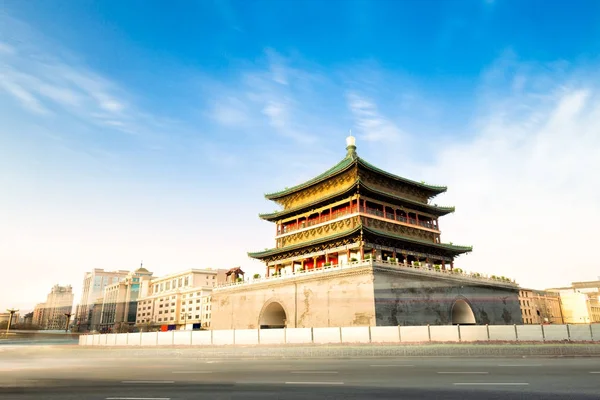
xmin=347 ymin=91 xmax=403 ymax=142
xmin=418 ymin=76 xmax=600 ymax=289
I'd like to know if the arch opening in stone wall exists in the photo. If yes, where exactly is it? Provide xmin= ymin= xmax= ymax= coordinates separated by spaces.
xmin=451 ymin=299 xmax=476 ymax=325
xmin=259 ymin=301 xmax=287 ymax=329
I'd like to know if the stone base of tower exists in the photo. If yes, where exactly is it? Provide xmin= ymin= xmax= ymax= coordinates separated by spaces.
xmin=210 ymin=261 xmax=522 ymax=330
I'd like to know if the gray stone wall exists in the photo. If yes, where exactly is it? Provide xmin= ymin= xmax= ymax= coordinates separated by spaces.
xmin=211 ymin=266 xmax=376 ymax=330
xmin=373 ymin=268 xmax=522 ymax=326
xmin=211 ymin=265 xmax=522 ymax=329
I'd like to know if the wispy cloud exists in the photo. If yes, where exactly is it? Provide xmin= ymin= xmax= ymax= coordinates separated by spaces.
xmin=415 ymin=61 xmax=600 ymax=289
xmin=0 ymin=16 xmax=172 ymax=149
xmin=205 ymin=49 xmax=322 ymax=145
xmin=346 ymin=91 xmax=403 ymax=142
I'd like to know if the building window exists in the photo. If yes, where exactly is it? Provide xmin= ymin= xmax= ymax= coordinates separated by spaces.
xmin=196 ymin=306 xmax=200 ymax=310
xmin=171 ymin=309 xmax=175 ymax=313
xmin=196 ymin=299 xmax=200 ymax=303
xmin=189 ymin=300 xmax=193 ymax=304
xmin=170 ymin=317 xmax=174 ymax=321
xmin=195 ymin=315 xmax=200 ymax=319
xmin=184 ymin=277 xmax=189 ymax=286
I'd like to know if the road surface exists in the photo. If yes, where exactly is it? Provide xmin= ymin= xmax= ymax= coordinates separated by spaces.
xmin=1 ymin=346 xmax=599 ymax=399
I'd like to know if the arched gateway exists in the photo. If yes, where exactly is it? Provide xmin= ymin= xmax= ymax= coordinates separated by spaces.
xmin=259 ymin=301 xmax=287 ymax=329
xmin=451 ymin=299 xmax=476 ymax=325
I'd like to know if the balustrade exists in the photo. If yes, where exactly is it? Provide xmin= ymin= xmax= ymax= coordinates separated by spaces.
xmin=279 ymin=204 xmax=437 ymax=235
xmin=215 ymin=258 xmax=517 ymax=290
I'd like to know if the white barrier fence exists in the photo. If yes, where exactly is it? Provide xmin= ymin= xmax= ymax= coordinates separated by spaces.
xmin=80 ymin=324 xmax=600 ymax=347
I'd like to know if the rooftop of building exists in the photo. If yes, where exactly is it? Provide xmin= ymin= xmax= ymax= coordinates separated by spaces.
xmin=148 ymin=268 xmax=227 ymax=283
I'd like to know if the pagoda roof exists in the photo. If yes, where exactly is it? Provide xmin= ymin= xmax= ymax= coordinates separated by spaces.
xmin=259 ymin=179 xmax=454 ymax=222
xmin=248 ymin=224 xmax=471 ymax=260
xmin=248 ymin=226 xmax=361 ymax=259
xmin=264 ymin=156 xmax=446 ymax=201
xmin=362 ymin=226 xmax=472 ymax=255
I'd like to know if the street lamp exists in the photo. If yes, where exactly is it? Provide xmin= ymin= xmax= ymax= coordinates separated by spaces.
xmin=64 ymin=313 xmax=72 ymax=333
xmin=5 ymin=308 xmax=19 ymax=336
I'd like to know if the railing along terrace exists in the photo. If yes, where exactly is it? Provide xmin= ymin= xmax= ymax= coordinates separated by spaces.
xmin=215 ymin=259 xmax=517 ymax=290
xmin=280 ymin=206 xmax=436 ymax=235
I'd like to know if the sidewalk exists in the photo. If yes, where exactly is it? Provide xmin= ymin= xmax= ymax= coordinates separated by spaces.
xmin=70 ymin=342 xmax=600 ymax=359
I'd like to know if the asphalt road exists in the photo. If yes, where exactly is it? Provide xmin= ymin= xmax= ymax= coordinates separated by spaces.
xmin=0 ymin=347 xmax=599 ymax=399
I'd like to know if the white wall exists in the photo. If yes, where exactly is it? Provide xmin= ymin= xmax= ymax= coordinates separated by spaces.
xmin=516 ymin=325 xmax=544 ymax=341
xmin=400 ymin=326 xmax=429 ymax=342
xmin=370 ymin=326 xmax=399 ymax=343
xmin=285 ymin=328 xmax=312 ymax=344
xmin=459 ymin=326 xmax=489 ymax=342
xmin=430 ymin=326 xmax=459 ymax=342
xmin=234 ymin=329 xmax=259 ymax=345
xmin=542 ymin=325 xmax=569 ymax=341
xmin=259 ymin=329 xmax=285 ymax=344
xmin=568 ymin=325 xmax=593 ymax=341
xmin=80 ymin=323 xmax=599 ymax=347
xmin=312 ymin=327 xmax=341 ymax=344
xmin=488 ymin=325 xmax=517 ymax=341
xmin=341 ymin=327 xmax=370 ymax=344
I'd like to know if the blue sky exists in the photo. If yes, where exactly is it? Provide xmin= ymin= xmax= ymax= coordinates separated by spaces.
xmin=2 ymin=0 xmax=600 ymax=310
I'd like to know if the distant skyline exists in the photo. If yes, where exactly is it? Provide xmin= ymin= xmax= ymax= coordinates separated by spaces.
xmin=2 ymin=1 xmax=599 ymax=311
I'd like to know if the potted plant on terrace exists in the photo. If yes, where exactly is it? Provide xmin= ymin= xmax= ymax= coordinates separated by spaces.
xmin=253 ymin=273 xmax=260 ymax=279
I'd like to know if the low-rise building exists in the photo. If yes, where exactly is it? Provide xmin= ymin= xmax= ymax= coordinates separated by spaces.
xmin=547 ymin=280 xmax=600 ymax=324
xmin=136 ymin=268 xmax=226 ymax=330
xmin=518 ymin=289 xmax=537 ymax=324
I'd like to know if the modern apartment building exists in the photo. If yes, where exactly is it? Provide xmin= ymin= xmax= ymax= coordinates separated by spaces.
xmin=99 ymin=267 xmax=153 ymax=331
xmin=75 ymin=268 xmax=130 ymax=331
xmin=136 ymin=268 xmax=226 ymax=330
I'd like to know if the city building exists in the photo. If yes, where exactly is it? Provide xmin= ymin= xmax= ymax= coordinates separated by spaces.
xmin=99 ymin=267 xmax=154 ymax=331
xmin=212 ymin=136 xmax=522 ymax=329
xmin=75 ymin=268 xmax=130 ymax=331
xmin=40 ymin=284 xmax=74 ymax=330
xmin=547 ymin=279 xmax=600 ymax=324
xmin=519 ymin=289 xmax=537 ymax=324
xmin=519 ymin=289 xmax=564 ymax=324
xmin=32 ymin=303 xmax=46 ymax=327
xmin=135 ymin=268 xmax=227 ymax=330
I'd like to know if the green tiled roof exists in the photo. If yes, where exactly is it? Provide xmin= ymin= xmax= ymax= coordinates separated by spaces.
xmin=248 ymin=226 xmax=362 ymax=259
xmin=264 ymin=155 xmax=447 ymax=200
xmin=363 ymin=226 xmax=472 ymax=254
xmin=259 ymin=179 xmax=454 ymax=221
xmin=357 ymin=159 xmax=447 ymax=194
xmin=248 ymin=223 xmax=471 ymax=260
xmin=265 ymin=157 xmax=355 ymax=200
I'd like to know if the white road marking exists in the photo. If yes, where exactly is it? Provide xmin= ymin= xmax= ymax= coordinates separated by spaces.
xmin=438 ymin=372 xmax=488 ymax=374
xmin=172 ymin=371 xmax=212 ymax=374
xmin=290 ymin=371 xmax=338 ymax=374
xmin=453 ymin=383 xmax=529 ymax=386
xmin=370 ymin=364 xmax=414 ymax=367
xmin=590 ymin=372 xmax=600 ymax=374
xmin=106 ymin=398 xmax=170 ymax=400
xmin=121 ymin=381 xmax=174 ymax=384
xmin=498 ymin=364 xmax=542 ymax=367
xmin=285 ymin=381 xmax=344 ymax=385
